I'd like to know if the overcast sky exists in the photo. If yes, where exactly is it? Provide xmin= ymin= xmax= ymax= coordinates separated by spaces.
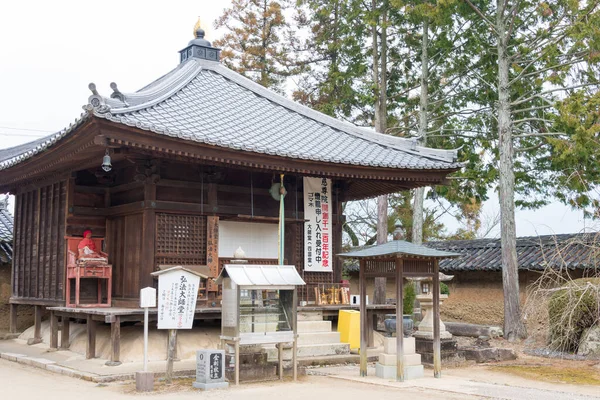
xmin=0 ymin=1 xmax=594 ymax=237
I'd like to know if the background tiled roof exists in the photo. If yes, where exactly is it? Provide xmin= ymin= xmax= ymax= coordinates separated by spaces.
xmin=344 ymin=233 xmax=600 ymax=273
xmin=426 ymin=233 xmax=600 ymax=272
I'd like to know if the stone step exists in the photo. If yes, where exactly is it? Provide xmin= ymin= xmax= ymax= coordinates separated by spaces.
xmin=297 ymin=311 xmax=324 ymax=321
xmin=297 ymin=331 xmax=341 ymax=345
xmin=265 ymin=343 xmax=350 ymax=361
xmin=297 ymin=320 xmax=332 ymax=333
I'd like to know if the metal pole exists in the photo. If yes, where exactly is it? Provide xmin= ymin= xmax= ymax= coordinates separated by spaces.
xmin=143 ymin=307 xmax=149 ymax=371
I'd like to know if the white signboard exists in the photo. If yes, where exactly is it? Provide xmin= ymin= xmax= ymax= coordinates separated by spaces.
xmin=157 ymin=269 xmax=200 ymax=329
xmin=304 ymin=177 xmax=333 ymax=272
xmin=140 ymin=287 xmax=157 ymax=308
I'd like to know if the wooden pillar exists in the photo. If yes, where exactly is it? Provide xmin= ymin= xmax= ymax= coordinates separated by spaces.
xmin=110 ymin=316 xmax=121 ymax=365
xmin=9 ymin=304 xmax=17 ymax=333
xmin=166 ymin=329 xmax=177 ymax=384
xmin=359 ymin=259 xmax=367 ymax=377
xmin=141 ymin=183 xmax=157 ymax=289
xmin=27 ymin=305 xmax=43 ymax=345
xmin=86 ymin=315 xmax=96 ymax=359
xmin=60 ymin=317 xmax=70 ymax=349
xmin=234 ymin=339 xmax=240 ymax=386
xmin=395 ymin=258 xmax=404 ymax=382
xmin=49 ymin=311 xmax=58 ymax=349
xmin=277 ymin=343 xmax=284 ymax=380
xmin=433 ymin=260 xmax=441 ymax=378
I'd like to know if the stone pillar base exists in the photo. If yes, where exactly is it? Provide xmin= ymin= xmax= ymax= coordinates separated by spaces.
xmin=135 ymin=371 xmax=154 ymax=392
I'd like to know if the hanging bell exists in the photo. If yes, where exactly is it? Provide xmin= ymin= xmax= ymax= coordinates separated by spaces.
xmin=101 ymin=149 xmax=112 ymax=172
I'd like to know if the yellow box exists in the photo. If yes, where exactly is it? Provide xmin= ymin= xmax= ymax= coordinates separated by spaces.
xmin=338 ymin=310 xmax=360 ymax=350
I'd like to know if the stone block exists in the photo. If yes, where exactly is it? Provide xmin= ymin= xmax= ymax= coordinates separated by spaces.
xmin=496 ymin=348 xmax=517 ymax=361
xmin=135 ymin=371 xmax=154 ymax=392
xmin=463 ymin=348 xmax=498 ymax=363
xmin=27 ymin=357 xmax=56 ymax=369
xmin=298 ymin=331 xmax=341 ymax=345
xmin=297 ymin=320 xmax=332 ymax=333
xmin=378 ymin=352 xmax=421 ymax=367
xmin=193 ymin=381 xmax=230 ymax=390
xmin=47 ymin=364 xmax=78 ymax=377
xmin=578 ymin=325 xmax=600 ymax=356
xmin=415 ymin=337 xmax=457 ymax=353
xmin=383 ymin=337 xmax=416 ymax=354
xmin=226 ymin=364 xmax=277 ymax=382
xmin=0 ymin=352 xmax=27 ymax=362
xmin=297 ymin=311 xmax=323 ymax=321
xmin=375 ymin=363 xmax=424 ymax=380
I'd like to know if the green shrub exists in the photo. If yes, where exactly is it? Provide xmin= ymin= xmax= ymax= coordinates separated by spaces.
xmin=548 ymin=277 xmax=600 ymax=352
xmin=403 ymin=282 xmax=416 ymax=315
xmin=440 ymin=282 xmax=450 ymax=295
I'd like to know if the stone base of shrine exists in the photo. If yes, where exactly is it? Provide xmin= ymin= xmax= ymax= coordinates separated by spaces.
xmin=376 ymin=337 xmax=424 ymax=380
xmin=375 ymin=363 xmax=424 ymax=380
xmin=415 ymin=337 xmax=463 ymax=365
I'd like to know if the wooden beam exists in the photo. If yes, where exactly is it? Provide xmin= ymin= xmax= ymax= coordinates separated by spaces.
xmin=49 ymin=311 xmax=58 ymax=349
xmin=433 ymin=259 xmax=441 ymax=378
xmin=359 ymin=259 xmax=367 ymax=377
xmin=86 ymin=315 xmax=96 ymax=359
xmin=30 ymin=305 xmax=43 ymax=345
xmin=396 ymin=258 xmax=404 ymax=382
xmin=110 ymin=316 xmax=121 ymax=365
xmin=9 ymin=304 xmax=17 ymax=333
xmin=140 ymin=183 xmax=157 ymax=289
xmin=60 ymin=317 xmax=70 ymax=350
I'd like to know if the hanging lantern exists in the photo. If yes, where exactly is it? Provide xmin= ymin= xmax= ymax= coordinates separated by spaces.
xmin=101 ymin=149 xmax=112 ymax=172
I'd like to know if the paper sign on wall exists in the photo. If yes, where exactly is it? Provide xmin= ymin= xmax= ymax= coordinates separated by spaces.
xmin=304 ymin=177 xmax=333 ymax=272
xmin=157 ymin=269 xmax=199 ymax=329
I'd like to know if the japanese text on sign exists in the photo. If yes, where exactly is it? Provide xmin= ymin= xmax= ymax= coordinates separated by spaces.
xmin=304 ymin=177 xmax=332 ymax=272
xmin=157 ymin=269 xmax=200 ymax=329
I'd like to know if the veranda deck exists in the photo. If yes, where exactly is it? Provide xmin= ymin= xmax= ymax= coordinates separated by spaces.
xmin=44 ymin=304 xmax=397 ymax=366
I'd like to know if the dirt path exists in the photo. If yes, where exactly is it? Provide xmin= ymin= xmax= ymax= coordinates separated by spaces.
xmin=0 ymin=358 xmax=478 ymax=400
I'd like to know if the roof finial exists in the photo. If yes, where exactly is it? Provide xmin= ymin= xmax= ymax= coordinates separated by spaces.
xmin=193 ymin=17 xmax=204 ymax=39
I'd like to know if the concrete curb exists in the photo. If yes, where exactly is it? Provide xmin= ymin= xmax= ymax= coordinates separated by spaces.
xmin=0 ymin=350 xmax=371 ymax=384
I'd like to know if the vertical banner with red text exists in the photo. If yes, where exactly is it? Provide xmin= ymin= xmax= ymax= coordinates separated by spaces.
xmin=304 ymin=177 xmax=332 ymax=272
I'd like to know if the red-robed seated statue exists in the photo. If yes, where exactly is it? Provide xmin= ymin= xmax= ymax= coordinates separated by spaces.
xmin=77 ymin=229 xmax=108 ymax=263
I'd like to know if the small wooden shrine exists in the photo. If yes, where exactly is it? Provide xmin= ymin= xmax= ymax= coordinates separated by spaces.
xmin=340 ymin=241 xmax=458 ymax=380
xmin=0 ymin=21 xmax=460 ymax=361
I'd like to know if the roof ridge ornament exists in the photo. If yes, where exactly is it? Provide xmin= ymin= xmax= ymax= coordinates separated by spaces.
xmin=179 ymin=17 xmax=221 ymax=64
xmin=110 ymin=82 xmax=129 ymax=106
xmin=86 ymin=83 xmax=111 ymax=114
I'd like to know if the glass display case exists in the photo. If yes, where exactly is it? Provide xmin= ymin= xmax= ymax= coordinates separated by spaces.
xmin=218 ymin=265 xmax=301 ymax=344
xmin=216 ymin=263 xmax=305 ymax=384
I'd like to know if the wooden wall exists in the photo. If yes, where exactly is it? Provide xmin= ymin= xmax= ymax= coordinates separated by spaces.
xmin=106 ymin=214 xmax=144 ymax=299
xmin=12 ymin=180 xmax=67 ymax=302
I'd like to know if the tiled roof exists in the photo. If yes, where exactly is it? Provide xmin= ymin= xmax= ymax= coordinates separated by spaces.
xmin=339 ymin=240 xmax=460 ymax=259
xmin=0 ymin=58 xmax=461 ymax=173
xmin=0 ymin=198 xmax=13 ymax=263
xmin=425 ymin=233 xmax=600 ymax=272
xmin=0 ymin=115 xmax=89 ymax=171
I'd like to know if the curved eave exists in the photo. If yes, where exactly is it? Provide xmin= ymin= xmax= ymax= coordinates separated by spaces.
xmin=97 ymin=118 xmax=459 ymax=182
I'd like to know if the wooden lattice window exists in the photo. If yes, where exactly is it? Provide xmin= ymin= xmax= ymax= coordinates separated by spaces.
xmin=155 ymin=214 xmax=207 ymax=268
